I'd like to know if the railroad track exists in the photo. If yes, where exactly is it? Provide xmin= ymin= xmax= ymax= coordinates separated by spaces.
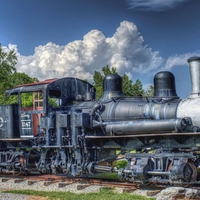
xmin=0 ymin=174 xmax=138 ymax=191
xmin=3 ymin=174 xmax=200 ymax=199
xmin=1 ymin=174 xmax=200 ymax=200
xmin=7 ymin=173 xmax=200 ymax=189
xmin=0 ymin=173 xmax=169 ymax=198
xmin=0 ymin=173 xmax=191 ymax=191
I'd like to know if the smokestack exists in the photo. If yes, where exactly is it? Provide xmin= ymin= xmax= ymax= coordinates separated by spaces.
xmin=188 ymin=57 xmax=200 ymax=98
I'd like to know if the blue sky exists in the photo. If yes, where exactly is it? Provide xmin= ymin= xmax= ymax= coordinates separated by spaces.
xmin=1 ymin=0 xmax=200 ymax=98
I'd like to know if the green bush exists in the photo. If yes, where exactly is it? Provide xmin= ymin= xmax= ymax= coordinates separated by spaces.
xmin=114 ymin=159 xmax=127 ymax=169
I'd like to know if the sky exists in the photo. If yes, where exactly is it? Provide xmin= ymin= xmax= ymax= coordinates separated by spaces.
xmin=1 ymin=0 xmax=200 ymax=98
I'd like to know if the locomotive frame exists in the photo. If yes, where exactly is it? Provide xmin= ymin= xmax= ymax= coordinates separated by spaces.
xmin=0 ymin=57 xmax=200 ymax=186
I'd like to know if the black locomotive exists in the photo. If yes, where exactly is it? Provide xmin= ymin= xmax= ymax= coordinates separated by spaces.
xmin=1 ymin=56 xmax=200 ymax=186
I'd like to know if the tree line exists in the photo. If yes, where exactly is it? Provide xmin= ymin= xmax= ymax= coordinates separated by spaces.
xmin=93 ymin=65 xmax=154 ymax=99
xmin=0 ymin=44 xmax=154 ymax=106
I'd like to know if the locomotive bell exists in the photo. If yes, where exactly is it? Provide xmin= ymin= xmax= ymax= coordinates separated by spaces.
xmin=188 ymin=56 xmax=200 ymax=98
xmin=100 ymin=74 xmax=124 ymax=101
xmin=154 ymin=71 xmax=179 ymax=99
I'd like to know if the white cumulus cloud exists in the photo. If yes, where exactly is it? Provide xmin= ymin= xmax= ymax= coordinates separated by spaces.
xmin=127 ymin=0 xmax=189 ymax=11
xmin=5 ymin=21 xmax=164 ymax=82
xmin=163 ymin=51 xmax=200 ymax=70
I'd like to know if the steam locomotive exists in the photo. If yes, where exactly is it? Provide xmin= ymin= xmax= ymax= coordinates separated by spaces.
xmin=1 ymin=56 xmax=200 ymax=186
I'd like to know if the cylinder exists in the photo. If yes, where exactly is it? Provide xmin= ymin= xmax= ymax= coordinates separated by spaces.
xmin=105 ymin=118 xmax=188 ymax=135
xmin=188 ymin=57 xmax=200 ymax=97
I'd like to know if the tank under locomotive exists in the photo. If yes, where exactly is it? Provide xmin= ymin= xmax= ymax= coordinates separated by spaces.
xmin=1 ymin=57 xmax=200 ymax=186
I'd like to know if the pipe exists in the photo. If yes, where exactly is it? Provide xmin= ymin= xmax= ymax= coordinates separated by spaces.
xmin=147 ymin=171 xmax=170 ymax=176
xmin=104 ymin=118 xmax=188 ymax=135
xmin=94 ymin=165 xmax=114 ymax=173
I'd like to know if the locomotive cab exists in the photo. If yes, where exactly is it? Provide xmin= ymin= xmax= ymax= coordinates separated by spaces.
xmin=5 ymin=77 xmax=95 ymax=138
xmin=6 ymin=79 xmax=57 ymax=138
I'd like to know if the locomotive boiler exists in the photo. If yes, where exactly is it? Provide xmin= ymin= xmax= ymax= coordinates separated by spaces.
xmin=1 ymin=57 xmax=200 ymax=186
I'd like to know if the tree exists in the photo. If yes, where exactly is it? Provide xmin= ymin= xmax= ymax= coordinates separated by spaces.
xmin=121 ymin=75 xmax=144 ymax=97
xmin=102 ymin=65 xmax=117 ymax=75
xmin=9 ymin=72 xmax=38 ymax=87
xmin=121 ymin=74 xmax=133 ymax=96
xmin=0 ymin=44 xmax=39 ymax=105
xmin=0 ymin=44 xmax=17 ymax=94
xmin=132 ymin=79 xmax=144 ymax=97
xmin=93 ymin=71 xmax=103 ymax=99
xmin=143 ymin=85 xmax=154 ymax=97
xmin=0 ymin=72 xmax=39 ymax=105
xmin=93 ymin=65 xmax=147 ymax=98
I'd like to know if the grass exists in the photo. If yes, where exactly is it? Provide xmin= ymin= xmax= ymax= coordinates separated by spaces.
xmin=90 ymin=172 xmax=119 ymax=179
xmin=5 ymin=187 xmax=156 ymax=200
